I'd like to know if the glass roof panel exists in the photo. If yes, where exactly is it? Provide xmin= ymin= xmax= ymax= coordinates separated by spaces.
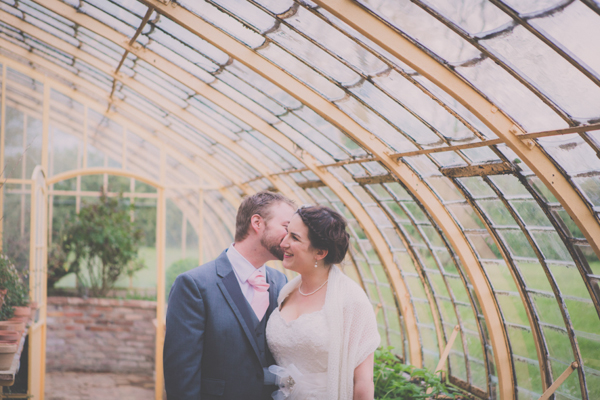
xmin=145 ymin=27 xmax=221 ymax=73
xmin=336 ymin=96 xmax=417 ymax=152
xmin=531 ymin=1 xmax=600 ymax=78
xmin=373 ymin=70 xmax=476 ymax=142
xmin=227 ymin=62 xmax=301 ymax=109
xmin=456 ymin=58 xmax=567 ymax=131
xmin=501 ymin=0 xmax=566 ymax=15
xmin=424 ymin=0 xmax=511 ymax=35
xmin=356 ymin=0 xmax=481 ymax=63
xmin=283 ymin=5 xmax=388 ymax=76
xmin=258 ymin=42 xmax=345 ymax=100
xmin=216 ymin=70 xmax=286 ymax=116
xmin=267 ymin=23 xmax=361 ymax=86
xmin=291 ymin=106 xmax=368 ymax=157
xmin=177 ymin=0 xmax=265 ymax=48
xmin=210 ymin=79 xmax=278 ymax=124
xmin=210 ymin=0 xmax=275 ymax=33
xmin=78 ymin=0 xmax=136 ymax=37
xmin=151 ymin=16 xmax=230 ymax=66
xmin=278 ymin=112 xmax=349 ymax=160
xmin=252 ymin=0 xmax=293 ymax=15
xmin=480 ymin=24 xmax=600 ymax=121
xmin=315 ymin=7 xmax=418 ymax=74
xmin=350 ymin=81 xmax=443 ymax=146
xmin=273 ymin=121 xmax=335 ymax=164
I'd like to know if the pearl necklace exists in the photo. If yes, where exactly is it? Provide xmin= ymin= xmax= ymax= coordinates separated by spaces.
xmin=298 ymin=279 xmax=328 ymax=296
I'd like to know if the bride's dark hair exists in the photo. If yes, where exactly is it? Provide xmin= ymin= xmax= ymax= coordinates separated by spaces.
xmin=296 ymin=205 xmax=349 ymax=266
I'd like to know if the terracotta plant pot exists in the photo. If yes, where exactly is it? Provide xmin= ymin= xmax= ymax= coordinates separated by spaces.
xmin=0 ymin=331 xmax=19 ymax=343
xmin=8 ymin=316 xmax=29 ymax=325
xmin=0 ymin=343 xmax=17 ymax=370
xmin=0 ymin=321 xmax=25 ymax=332
xmin=12 ymin=306 xmax=31 ymax=318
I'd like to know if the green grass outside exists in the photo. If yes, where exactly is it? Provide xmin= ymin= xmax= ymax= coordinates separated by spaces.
xmin=54 ymin=250 xmax=600 ymax=397
xmin=55 ymin=246 xmax=200 ymax=290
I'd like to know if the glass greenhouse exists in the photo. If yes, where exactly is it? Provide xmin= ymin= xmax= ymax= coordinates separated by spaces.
xmin=0 ymin=0 xmax=599 ymax=399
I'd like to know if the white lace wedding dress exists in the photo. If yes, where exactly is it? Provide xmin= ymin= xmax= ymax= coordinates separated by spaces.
xmin=266 ymin=266 xmax=380 ymax=400
xmin=266 ymin=307 xmax=329 ymax=400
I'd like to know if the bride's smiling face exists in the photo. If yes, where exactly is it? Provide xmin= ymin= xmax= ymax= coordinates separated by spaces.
xmin=280 ymin=214 xmax=321 ymax=272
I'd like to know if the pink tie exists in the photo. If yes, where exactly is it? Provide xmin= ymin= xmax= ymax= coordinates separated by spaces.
xmin=247 ymin=271 xmax=270 ymax=321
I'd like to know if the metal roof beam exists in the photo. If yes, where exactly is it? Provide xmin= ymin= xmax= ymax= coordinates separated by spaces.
xmin=0 ymin=9 xmax=250 ymax=193
xmin=32 ymin=0 xmax=423 ymax=361
xmin=0 ymin=50 xmax=242 ymax=208
xmin=27 ymin=0 xmax=301 ymax=203
xmin=136 ymin=0 xmax=515 ymax=369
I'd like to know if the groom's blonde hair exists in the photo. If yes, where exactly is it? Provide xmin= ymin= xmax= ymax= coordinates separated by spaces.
xmin=235 ymin=191 xmax=295 ymax=242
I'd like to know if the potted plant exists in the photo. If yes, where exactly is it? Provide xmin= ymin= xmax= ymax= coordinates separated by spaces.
xmin=374 ymin=347 xmax=462 ymax=399
xmin=0 ymin=254 xmax=30 ymax=326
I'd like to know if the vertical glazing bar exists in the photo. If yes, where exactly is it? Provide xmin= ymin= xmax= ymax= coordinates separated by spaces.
xmin=0 ymin=63 xmax=6 ymax=251
xmin=41 ymin=173 xmax=48 ymax=400
xmin=198 ymin=189 xmax=203 ymax=265
xmin=41 ymin=82 xmax=49 ymax=172
xmin=28 ymin=172 xmax=37 ymax=399
xmin=122 ymin=126 xmax=127 ymax=170
xmin=21 ymin=114 xmax=27 ymax=237
xmin=155 ymin=150 xmax=166 ymax=400
xmin=82 ymin=105 xmax=88 ymax=169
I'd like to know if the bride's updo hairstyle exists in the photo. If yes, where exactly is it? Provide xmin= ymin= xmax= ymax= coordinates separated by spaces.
xmin=296 ymin=205 xmax=350 ymax=266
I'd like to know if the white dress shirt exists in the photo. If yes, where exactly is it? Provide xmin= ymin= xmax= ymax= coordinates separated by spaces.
xmin=227 ymin=243 xmax=266 ymax=305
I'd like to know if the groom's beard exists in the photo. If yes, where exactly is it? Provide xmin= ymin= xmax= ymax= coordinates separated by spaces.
xmin=261 ymin=229 xmax=284 ymax=261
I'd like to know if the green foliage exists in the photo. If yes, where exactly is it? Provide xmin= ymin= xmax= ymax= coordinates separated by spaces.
xmin=47 ymin=227 xmax=76 ymax=290
xmin=0 ymin=253 xmax=29 ymax=321
xmin=63 ymin=193 xmax=145 ymax=297
xmin=166 ymin=258 xmax=199 ymax=295
xmin=374 ymin=347 xmax=459 ymax=400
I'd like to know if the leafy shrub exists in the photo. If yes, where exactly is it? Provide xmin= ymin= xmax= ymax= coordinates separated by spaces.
xmin=63 ymin=193 xmax=145 ymax=297
xmin=47 ymin=230 xmax=74 ymax=290
xmin=0 ymin=253 xmax=29 ymax=320
xmin=374 ymin=347 xmax=460 ymax=399
xmin=166 ymin=258 xmax=199 ymax=296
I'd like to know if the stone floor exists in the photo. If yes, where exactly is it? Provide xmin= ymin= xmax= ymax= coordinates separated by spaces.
xmin=44 ymin=372 xmax=155 ymax=400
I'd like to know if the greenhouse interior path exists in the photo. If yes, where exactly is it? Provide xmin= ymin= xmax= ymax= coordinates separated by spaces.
xmin=44 ymin=372 xmax=155 ymax=400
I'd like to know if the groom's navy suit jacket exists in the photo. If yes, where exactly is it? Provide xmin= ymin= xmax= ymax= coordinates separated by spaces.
xmin=164 ymin=250 xmax=287 ymax=400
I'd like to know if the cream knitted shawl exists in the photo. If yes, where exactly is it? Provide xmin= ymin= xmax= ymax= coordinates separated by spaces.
xmin=277 ymin=266 xmax=381 ymax=399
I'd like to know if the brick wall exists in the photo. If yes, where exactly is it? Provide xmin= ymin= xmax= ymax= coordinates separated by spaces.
xmin=46 ymin=297 xmax=157 ymax=373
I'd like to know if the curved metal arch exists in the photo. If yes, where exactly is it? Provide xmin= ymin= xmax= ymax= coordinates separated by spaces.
xmin=26 ymin=0 xmax=424 ymax=362
xmin=315 ymin=0 xmax=600 ymax=266
xmin=0 ymin=11 xmax=250 ymax=191
xmin=23 ymin=0 xmax=301 ymax=204
xmin=0 ymin=50 xmax=243 ymax=208
xmin=47 ymin=167 xmax=161 ymax=188
xmin=136 ymin=0 xmax=515 ymax=373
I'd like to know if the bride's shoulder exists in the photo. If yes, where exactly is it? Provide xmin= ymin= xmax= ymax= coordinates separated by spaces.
xmin=277 ymin=275 xmax=302 ymax=305
xmin=337 ymin=272 xmax=370 ymax=308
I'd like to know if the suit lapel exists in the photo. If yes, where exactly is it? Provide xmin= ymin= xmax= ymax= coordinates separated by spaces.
xmin=215 ymin=251 xmax=262 ymax=364
xmin=265 ymin=268 xmax=278 ymax=317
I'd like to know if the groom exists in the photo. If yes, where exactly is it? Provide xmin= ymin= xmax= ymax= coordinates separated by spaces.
xmin=164 ymin=191 xmax=295 ymax=400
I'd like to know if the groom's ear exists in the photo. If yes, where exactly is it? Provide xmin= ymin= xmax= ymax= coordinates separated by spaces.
xmin=250 ymin=214 xmax=264 ymax=234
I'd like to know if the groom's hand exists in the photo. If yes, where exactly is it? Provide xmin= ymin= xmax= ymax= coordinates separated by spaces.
xmin=263 ymin=367 xmax=278 ymax=386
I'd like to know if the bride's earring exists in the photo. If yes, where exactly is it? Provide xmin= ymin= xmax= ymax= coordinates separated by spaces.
xmin=314 ymin=260 xmax=318 ymax=268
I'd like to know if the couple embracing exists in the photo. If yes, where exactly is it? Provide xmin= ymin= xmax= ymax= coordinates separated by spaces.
xmin=164 ymin=192 xmax=380 ymax=400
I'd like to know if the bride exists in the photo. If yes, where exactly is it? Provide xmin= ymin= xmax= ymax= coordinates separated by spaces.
xmin=266 ymin=205 xmax=380 ymax=400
